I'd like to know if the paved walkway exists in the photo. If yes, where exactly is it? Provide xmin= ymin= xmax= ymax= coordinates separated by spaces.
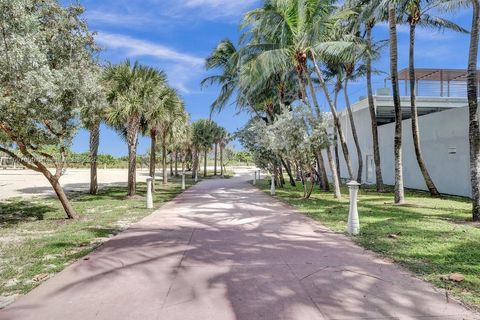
xmin=1 ymin=171 xmax=478 ymax=320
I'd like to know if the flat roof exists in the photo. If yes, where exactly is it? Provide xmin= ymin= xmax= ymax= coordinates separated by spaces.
xmin=392 ymin=68 xmax=480 ymax=82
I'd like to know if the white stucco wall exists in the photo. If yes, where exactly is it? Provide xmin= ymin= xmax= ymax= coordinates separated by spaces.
xmin=323 ymin=98 xmax=471 ymax=197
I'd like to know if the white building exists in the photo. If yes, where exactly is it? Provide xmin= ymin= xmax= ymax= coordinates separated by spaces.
xmin=323 ymin=68 xmax=479 ymax=197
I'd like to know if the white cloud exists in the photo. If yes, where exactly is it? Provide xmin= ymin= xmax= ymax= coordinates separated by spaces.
xmin=95 ymin=32 xmax=204 ymax=66
xmin=183 ymin=0 xmax=258 ymax=17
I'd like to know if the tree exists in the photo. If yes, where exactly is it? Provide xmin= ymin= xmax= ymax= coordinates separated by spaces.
xmin=81 ymin=65 xmax=107 ymax=195
xmin=191 ymin=119 xmax=216 ymax=178
xmin=0 ymin=0 xmax=98 ymax=219
xmin=387 ymin=1 xmax=405 ymax=204
xmin=400 ymin=0 xmax=466 ymax=197
xmin=104 ymin=60 xmax=164 ymax=197
xmin=213 ymin=125 xmax=228 ymax=176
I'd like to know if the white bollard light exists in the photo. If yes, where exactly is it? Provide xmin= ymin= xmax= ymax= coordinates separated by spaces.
xmin=270 ymin=175 xmax=276 ymax=196
xmin=146 ymin=176 xmax=154 ymax=209
xmin=182 ymin=172 xmax=186 ymax=190
xmin=253 ymin=170 xmax=257 ymax=185
xmin=347 ymin=180 xmax=361 ymax=235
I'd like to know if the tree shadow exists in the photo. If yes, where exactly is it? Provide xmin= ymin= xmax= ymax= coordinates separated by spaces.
xmin=1 ymin=176 xmax=476 ymax=319
xmin=0 ymin=200 xmax=56 ymax=227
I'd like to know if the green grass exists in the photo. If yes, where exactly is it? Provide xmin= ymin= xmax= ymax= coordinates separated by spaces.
xmin=256 ymin=179 xmax=480 ymax=310
xmin=0 ymin=176 xmax=196 ymax=298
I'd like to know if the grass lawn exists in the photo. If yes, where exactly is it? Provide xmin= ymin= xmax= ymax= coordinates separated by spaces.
xmin=256 ymin=179 xmax=480 ymax=310
xmin=0 ymin=176 xmax=196 ymax=300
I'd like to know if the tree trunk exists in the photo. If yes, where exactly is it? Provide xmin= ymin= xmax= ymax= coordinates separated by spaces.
xmin=126 ymin=115 xmax=140 ymax=197
xmin=389 ymin=3 xmax=405 ymax=204
xmin=326 ymin=147 xmax=341 ymax=199
xmin=311 ymin=54 xmax=354 ymax=179
xmin=334 ymin=129 xmax=341 ymax=180
xmin=89 ymin=120 xmax=100 ymax=195
xmin=204 ymin=149 xmax=208 ymax=177
xmin=316 ymin=153 xmax=329 ymax=191
xmin=468 ymin=0 xmax=480 ymax=221
xmin=344 ymin=78 xmax=363 ymax=183
xmin=149 ymin=129 xmax=157 ymax=192
xmin=175 ymin=152 xmax=178 ymax=177
xmin=366 ymin=22 xmax=384 ymax=192
xmin=220 ymin=144 xmax=224 ymax=177
xmin=214 ymin=143 xmax=218 ymax=175
xmin=170 ymin=152 xmax=173 ymax=177
xmin=279 ymin=164 xmax=285 ymax=187
xmin=127 ymin=141 xmax=137 ymax=197
xmin=281 ymin=158 xmax=296 ymax=187
xmin=409 ymin=23 xmax=440 ymax=197
xmin=333 ymin=85 xmax=341 ymax=181
xmin=162 ymin=135 xmax=168 ymax=185
xmin=192 ymin=150 xmax=198 ymax=178
xmin=48 ymin=174 xmax=78 ymax=219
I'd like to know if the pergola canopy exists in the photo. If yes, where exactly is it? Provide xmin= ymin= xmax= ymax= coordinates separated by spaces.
xmin=395 ymin=68 xmax=480 ymax=82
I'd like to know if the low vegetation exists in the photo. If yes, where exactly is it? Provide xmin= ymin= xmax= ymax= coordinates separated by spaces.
xmin=257 ymin=179 xmax=480 ymax=309
xmin=0 ymin=177 xmax=195 ymax=299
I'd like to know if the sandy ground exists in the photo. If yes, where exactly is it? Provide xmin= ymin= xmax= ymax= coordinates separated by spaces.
xmin=0 ymin=168 xmax=154 ymax=200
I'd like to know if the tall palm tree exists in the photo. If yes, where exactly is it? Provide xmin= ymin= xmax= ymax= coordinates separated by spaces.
xmin=388 ymin=1 xmax=405 ymax=204
xmin=400 ymin=0 xmax=467 ymax=197
xmin=192 ymin=119 xmax=216 ymax=178
xmin=105 ymin=60 xmax=163 ymax=197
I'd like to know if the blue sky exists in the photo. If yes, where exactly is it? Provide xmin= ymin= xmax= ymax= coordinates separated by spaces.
xmin=69 ymin=0 xmax=474 ymax=157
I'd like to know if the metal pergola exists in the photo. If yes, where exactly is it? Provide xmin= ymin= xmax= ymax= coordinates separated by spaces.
xmin=386 ymin=68 xmax=480 ymax=97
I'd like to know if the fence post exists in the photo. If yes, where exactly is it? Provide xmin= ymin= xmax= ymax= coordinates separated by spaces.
xmin=146 ymin=176 xmax=153 ymax=209
xmin=347 ymin=181 xmax=361 ymax=235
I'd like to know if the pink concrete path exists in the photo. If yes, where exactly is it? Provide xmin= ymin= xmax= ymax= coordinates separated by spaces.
xmin=1 ymin=171 xmax=478 ymax=320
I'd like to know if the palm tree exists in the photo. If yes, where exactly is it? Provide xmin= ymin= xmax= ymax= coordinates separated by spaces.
xmin=213 ymin=125 xmax=227 ymax=176
xmin=153 ymin=89 xmax=187 ymax=185
xmin=241 ymin=0 xmax=349 ymax=195
xmin=400 ymin=0 xmax=467 ymax=197
xmin=192 ymin=119 xmax=216 ymax=178
xmin=80 ymin=66 xmax=107 ymax=195
xmin=104 ymin=60 xmax=164 ymax=197
xmin=387 ymin=1 xmax=405 ymax=204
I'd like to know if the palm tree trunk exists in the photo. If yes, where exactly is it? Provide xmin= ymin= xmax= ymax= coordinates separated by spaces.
xmin=333 ymin=86 xmax=341 ymax=180
xmin=310 ymin=53 xmax=354 ymax=179
xmin=220 ymin=144 xmax=224 ymax=177
xmin=468 ymin=0 xmax=480 ymax=221
xmin=366 ymin=22 xmax=384 ymax=192
xmin=169 ymin=152 xmax=173 ymax=177
xmin=214 ymin=143 xmax=218 ymax=175
xmin=175 ymin=152 xmax=178 ymax=177
xmin=127 ymin=141 xmax=137 ymax=197
xmin=162 ymin=134 xmax=168 ymax=185
xmin=204 ymin=149 xmax=207 ymax=177
xmin=316 ymin=153 xmax=330 ymax=191
xmin=389 ymin=2 xmax=405 ymax=204
xmin=326 ymin=147 xmax=341 ymax=199
xmin=344 ymin=78 xmax=363 ymax=183
xmin=126 ymin=115 xmax=140 ymax=197
xmin=149 ymin=129 xmax=157 ymax=192
xmin=409 ymin=23 xmax=440 ymax=197
xmin=89 ymin=120 xmax=100 ymax=195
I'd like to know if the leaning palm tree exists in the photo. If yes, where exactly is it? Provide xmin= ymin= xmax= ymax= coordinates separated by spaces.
xmin=104 ymin=60 xmax=164 ymax=197
xmin=399 ymin=0 xmax=467 ymax=197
